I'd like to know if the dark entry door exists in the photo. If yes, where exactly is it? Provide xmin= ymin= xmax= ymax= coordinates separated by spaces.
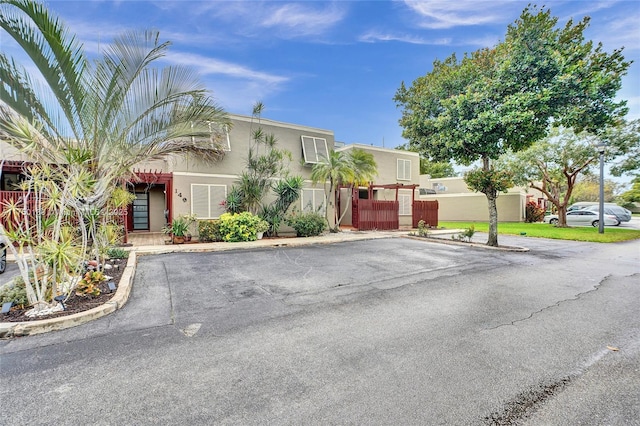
xmin=132 ymin=192 xmax=149 ymax=230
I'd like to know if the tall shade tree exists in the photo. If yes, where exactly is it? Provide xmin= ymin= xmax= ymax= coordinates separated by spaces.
xmin=394 ymin=6 xmax=630 ymax=246
xmin=0 ymin=0 xmax=229 ymax=311
xmin=311 ymin=149 xmax=377 ymax=232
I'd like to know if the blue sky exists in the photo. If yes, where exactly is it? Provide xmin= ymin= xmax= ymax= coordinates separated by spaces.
xmin=5 ymin=1 xmax=640 ymax=150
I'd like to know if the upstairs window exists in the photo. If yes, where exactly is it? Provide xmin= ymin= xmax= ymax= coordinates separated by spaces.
xmin=397 ymin=159 xmax=411 ymax=181
xmin=301 ymin=136 xmax=329 ymax=165
xmin=210 ymin=122 xmax=231 ymax=151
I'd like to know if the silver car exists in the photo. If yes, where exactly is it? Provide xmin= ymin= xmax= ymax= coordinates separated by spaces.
xmin=583 ymin=205 xmax=632 ymax=222
xmin=544 ymin=210 xmax=620 ymax=227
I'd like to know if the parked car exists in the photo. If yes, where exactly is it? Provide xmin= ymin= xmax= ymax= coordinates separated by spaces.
xmin=582 ymin=205 xmax=632 ymax=222
xmin=0 ymin=242 xmax=5 ymax=274
xmin=544 ymin=210 xmax=620 ymax=227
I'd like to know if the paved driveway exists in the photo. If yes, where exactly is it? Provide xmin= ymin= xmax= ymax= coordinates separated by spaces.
xmin=1 ymin=236 xmax=639 ymax=425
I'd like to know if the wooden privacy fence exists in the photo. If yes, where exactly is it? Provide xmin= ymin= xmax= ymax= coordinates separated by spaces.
xmin=354 ymin=199 xmax=399 ymax=230
xmin=412 ymin=200 xmax=439 ymax=228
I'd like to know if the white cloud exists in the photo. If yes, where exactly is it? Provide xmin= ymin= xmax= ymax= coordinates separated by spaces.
xmin=260 ymin=2 xmax=346 ymax=36
xmin=403 ymin=1 xmax=518 ymax=29
xmin=359 ymin=30 xmax=451 ymax=45
xmin=177 ymin=1 xmax=346 ymax=39
xmin=164 ymin=52 xmax=289 ymax=86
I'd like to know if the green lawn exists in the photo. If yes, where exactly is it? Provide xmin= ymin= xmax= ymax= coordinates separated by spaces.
xmin=438 ymin=221 xmax=640 ymax=243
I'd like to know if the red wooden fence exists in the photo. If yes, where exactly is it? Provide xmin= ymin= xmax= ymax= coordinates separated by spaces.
xmin=354 ymin=199 xmax=399 ymax=230
xmin=412 ymin=200 xmax=438 ymax=228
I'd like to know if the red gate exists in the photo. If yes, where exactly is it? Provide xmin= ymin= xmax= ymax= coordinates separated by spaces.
xmin=412 ymin=200 xmax=438 ymax=228
xmin=353 ymin=199 xmax=399 ymax=230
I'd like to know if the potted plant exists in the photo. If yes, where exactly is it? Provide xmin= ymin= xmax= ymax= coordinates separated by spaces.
xmin=162 ymin=216 xmax=190 ymax=244
xmin=256 ymin=219 xmax=270 ymax=240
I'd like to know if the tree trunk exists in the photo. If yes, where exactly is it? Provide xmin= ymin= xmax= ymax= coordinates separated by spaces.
xmin=486 ymin=193 xmax=499 ymax=247
xmin=557 ymin=204 xmax=568 ymax=227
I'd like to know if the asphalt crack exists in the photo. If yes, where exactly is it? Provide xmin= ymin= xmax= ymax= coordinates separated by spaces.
xmin=486 ymin=276 xmax=608 ymax=331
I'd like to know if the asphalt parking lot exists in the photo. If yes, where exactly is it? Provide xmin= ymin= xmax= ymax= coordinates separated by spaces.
xmin=2 ymin=235 xmax=639 ymax=424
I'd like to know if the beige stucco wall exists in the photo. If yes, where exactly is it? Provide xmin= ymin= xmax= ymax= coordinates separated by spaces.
xmin=421 ymin=192 xmax=526 ymax=222
xmin=419 ymin=175 xmax=548 ymax=222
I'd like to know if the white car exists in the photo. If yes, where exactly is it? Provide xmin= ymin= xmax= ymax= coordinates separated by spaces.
xmin=544 ymin=210 xmax=620 ymax=227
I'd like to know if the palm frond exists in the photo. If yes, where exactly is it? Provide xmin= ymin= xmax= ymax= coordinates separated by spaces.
xmin=0 ymin=0 xmax=87 ymax=140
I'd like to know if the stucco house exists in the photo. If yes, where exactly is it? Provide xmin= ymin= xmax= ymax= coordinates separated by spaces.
xmin=1 ymin=114 xmax=422 ymax=234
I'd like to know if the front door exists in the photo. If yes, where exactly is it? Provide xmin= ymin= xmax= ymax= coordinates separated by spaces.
xmin=132 ymin=192 xmax=149 ymax=231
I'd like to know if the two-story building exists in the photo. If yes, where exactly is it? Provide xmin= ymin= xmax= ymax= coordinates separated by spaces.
xmin=1 ymin=113 xmax=422 ymax=235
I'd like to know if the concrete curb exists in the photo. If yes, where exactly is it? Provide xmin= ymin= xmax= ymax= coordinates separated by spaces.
xmin=404 ymin=234 xmax=530 ymax=252
xmin=0 ymin=251 xmax=137 ymax=338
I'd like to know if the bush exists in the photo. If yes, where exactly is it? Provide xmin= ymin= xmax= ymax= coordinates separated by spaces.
xmin=198 ymin=220 xmax=222 ymax=242
xmin=75 ymin=270 xmax=105 ymax=297
xmin=0 ymin=278 xmax=28 ymax=308
xmin=417 ymin=220 xmax=430 ymax=237
xmin=286 ymin=212 xmax=326 ymax=237
xmin=106 ymin=247 xmax=128 ymax=259
xmin=525 ymin=200 xmax=546 ymax=223
xmin=218 ymin=212 xmax=262 ymax=242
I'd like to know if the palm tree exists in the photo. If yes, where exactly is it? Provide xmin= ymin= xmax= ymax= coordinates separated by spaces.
xmin=0 ymin=0 xmax=230 ymax=311
xmin=311 ymin=149 xmax=377 ymax=231
xmin=336 ymin=148 xmax=377 ymax=226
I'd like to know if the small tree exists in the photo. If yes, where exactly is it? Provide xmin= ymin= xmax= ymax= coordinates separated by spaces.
xmin=224 ymin=102 xmax=303 ymax=236
xmin=618 ymin=176 xmax=640 ymax=210
xmin=504 ymin=127 xmax=627 ymax=227
xmin=310 ymin=149 xmax=377 ymax=232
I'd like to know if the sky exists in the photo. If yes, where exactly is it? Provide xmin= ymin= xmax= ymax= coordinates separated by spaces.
xmin=2 ymin=1 xmax=640 ymax=152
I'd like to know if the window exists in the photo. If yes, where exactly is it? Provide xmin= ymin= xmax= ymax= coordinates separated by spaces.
xmin=301 ymin=136 xmax=329 ymax=165
xmin=210 ymin=122 xmax=231 ymax=151
xmin=191 ymin=184 xmax=227 ymax=219
xmin=398 ymin=191 xmax=412 ymax=216
xmin=301 ymin=188 xmax=325 ymax=213
xmin=397 ymin=159 xmax=411 ymax=181
xmin=190 ymin=122 xmax=231 ymax=151
xmin=419 ymin=188 xmax=436 ymax=195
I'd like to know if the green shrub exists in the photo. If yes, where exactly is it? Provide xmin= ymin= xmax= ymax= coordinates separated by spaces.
xmin=198 ymin=219 xmax=222 ymax=242
xmin=417 ymin=220 xmax=430 ymax=237
xmin=218 ymin=212 xmax=262 ymax=242
xmin=452 ymin=225 xmax=475 ymax=242
xmin=0 ymin=278 xmax=28 ymax=308
xmin=106 ymin=247 xmax=128 ymax=259
xmin=286 ymin=212 xmax=326 ymax=237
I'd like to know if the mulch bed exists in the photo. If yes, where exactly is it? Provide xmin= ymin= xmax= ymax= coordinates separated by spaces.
xmin=1 ymin=258 xmax=127 ymax=323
